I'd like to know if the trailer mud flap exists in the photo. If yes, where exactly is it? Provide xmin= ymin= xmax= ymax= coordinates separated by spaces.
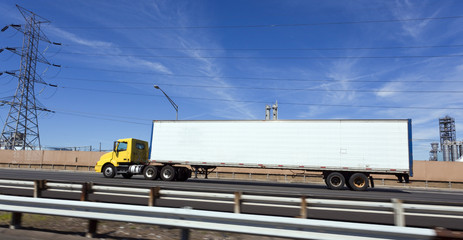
xmin=369 ymin=176 xmax=375 ymax=188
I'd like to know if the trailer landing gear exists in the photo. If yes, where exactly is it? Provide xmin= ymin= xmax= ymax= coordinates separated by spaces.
xmin=191 ymin=166 xmax=216 ymax=179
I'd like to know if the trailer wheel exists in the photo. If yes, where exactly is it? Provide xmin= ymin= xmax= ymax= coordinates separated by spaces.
xmin=102 ymin=164 xmax=116 ymax=178
xmin=348 ymin=173 xmax=369 ymax=191
xmin=143 ymin=166 xmax=159 ymax=180
xmin=326 ymin=172 xmax=345 ymax=190
xmin=344 ymin=173 xmax=354 ymax=190
xmin=160 ymin=165 xmax=177 ymax=181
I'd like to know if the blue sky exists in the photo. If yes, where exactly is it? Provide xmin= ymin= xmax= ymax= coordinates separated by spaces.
xmin=1 ymin=0 xmax=463 ymax=159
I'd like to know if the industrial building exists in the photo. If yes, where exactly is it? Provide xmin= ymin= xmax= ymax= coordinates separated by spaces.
xmin=430 ymin=116 xmax=463 ymax=162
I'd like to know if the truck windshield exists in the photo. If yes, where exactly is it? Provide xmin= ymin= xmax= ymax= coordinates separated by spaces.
xmin=117 ymin=142 xmax=128 ymax=151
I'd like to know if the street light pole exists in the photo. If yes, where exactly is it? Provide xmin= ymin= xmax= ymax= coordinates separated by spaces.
xmin=154 ymin=85 xmax=178 ymax=120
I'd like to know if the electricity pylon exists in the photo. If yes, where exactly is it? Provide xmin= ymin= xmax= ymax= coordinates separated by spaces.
xmin=0 ymin=5 xmax=59 ymax=150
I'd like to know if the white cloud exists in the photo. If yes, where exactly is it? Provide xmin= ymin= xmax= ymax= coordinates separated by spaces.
xmin=376 ymin=81 xmax=403 ymax=97
xmin=47 ymin=26 xmax=114 ymax=48
xmin=46 ymin=25 xmax=173 ymax=75
xmin=179 ymin=44 xmax=257 ymax=119
xmin=456 ymin=64 xmax=463 ymax=72
xmin=127 ymin=57 xmax=172 ymax=74
xmin=391 ymin=0 xmax=444 ymax=40
xmin=325 ymin=59 xmax=360 ymax=102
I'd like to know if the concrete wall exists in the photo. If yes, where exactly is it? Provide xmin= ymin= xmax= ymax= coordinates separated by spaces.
xmin=0 ymin=150 xmax=462 ymax=182
xmin=0 ymin=150 xmax=103 ymax=166
xmin=411 ymin=161 xmax=463 ymax=181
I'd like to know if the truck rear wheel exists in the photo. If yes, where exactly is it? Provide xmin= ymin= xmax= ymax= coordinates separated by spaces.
xmin=143 ymin=166 xmax=159 ymax=180
xmin=348 ymin=173 xmax=369 ymax=191
xmin=102 ymin=164 xmax=116 ymax=178
xmin=326 ymin=172 xmax=345 ymax=190
xmin=160 ymin=165 xmax=177 ymax=181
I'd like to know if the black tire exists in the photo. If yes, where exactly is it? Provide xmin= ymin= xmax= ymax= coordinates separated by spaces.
xmin=143 ymin=166 xmax=159 ymax=180
xmin=102 ymin=164 xmax=116 ymax=178
xmin=346 ymin=181 xmax=354 ymax=190
xmin=345 ymin=173 xmax=354 ymax=190
xmin=122 ymin=173 xmax=133 ymax=179
xmin=326 ymin=172 xmax=345 ymax=190
xmin=160 ymin=165 xmax=177 ymax=181
xmin=176 ymin=167 xmax=191 ymax=181
xmin=348 ymin=173 xmax=369 ymax=191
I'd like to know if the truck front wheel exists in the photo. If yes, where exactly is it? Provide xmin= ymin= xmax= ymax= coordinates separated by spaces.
xmin=160 ymin=165 xmax=177 ymax=181
xmin=326 ymin=172 xmax=345 ymax=190
xmin=102 ymin=164 xmax=116 ymax=178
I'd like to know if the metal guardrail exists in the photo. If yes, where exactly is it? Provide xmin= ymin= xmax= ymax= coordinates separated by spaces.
xmin=2 ymin=163 xmax=463 ymax=190
xmin=0 ymin=194 xmax=439 ymax=240
xmin=0 ymin=179 xmax=463 ymax=228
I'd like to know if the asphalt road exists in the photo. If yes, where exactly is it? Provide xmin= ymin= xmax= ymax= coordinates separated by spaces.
xmin=1 ymin=168 xmax=462 ymax=230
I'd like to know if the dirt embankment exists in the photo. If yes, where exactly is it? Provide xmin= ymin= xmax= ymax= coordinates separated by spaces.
xmin=0 ymin=212 xmax=286 ymax=240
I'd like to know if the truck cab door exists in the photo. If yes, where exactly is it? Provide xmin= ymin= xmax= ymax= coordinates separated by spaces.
xmin=114 ymin=141 xmax=130 ymax=163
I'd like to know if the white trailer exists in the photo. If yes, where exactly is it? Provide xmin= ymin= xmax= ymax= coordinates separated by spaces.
xmin=149 ymin=120 xmax=413 ymax=191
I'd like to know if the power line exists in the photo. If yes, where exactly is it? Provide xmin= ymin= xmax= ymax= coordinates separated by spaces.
xmin=60 ymin=71 xmax=462 ymax=85
xmin=57 ymin=51 xmax=463 ymax=60
xmin=58 ymin=86 xmax=463 ymax=110
xmin=52 ymin=15 xmax=463 ymax=30
xmin=61 ymin=44 xmax=463 ymax=52
xmin=59 ymin=80 xmax=463 ymax=94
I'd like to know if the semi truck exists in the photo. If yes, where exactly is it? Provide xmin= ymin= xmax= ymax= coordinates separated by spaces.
xmin=95 ymin=119 xmax=413 ymax=191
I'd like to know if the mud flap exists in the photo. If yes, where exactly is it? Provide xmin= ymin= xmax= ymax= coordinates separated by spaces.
xmin=369 ymin=176 xmax=375 ymax=188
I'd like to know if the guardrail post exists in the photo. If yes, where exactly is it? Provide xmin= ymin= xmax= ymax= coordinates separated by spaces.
xmin=234 ymin=192 xmax=242 ymax=214
xmin=149 ymin=186 xmax=161 ymax=206
xmin=81 ymin=182 xmax=92 ymax=201
xmin=435 ymin=227 xmax=463 ymax=239
xmin=34 ymin=180 xmax=46 ymax=198
xmin=180 ymin=228 xmax=190 ymax=240
xmin=392 ymin=198 xmax=405 ymax=227
xmin=86 ymin=219 xmax=98 ymax=238
xmin=10 ymin=212 xmax=22 ymax=229
xmin=300 ymin=196 xmax=307 ymax=219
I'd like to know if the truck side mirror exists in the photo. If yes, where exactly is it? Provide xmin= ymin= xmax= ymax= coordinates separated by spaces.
xmin=113 ymin=141 xmax=118 ymax=152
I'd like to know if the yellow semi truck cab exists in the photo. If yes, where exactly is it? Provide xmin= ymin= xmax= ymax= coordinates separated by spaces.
xmin=95 ymin=138 xmax=149 ymax=178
